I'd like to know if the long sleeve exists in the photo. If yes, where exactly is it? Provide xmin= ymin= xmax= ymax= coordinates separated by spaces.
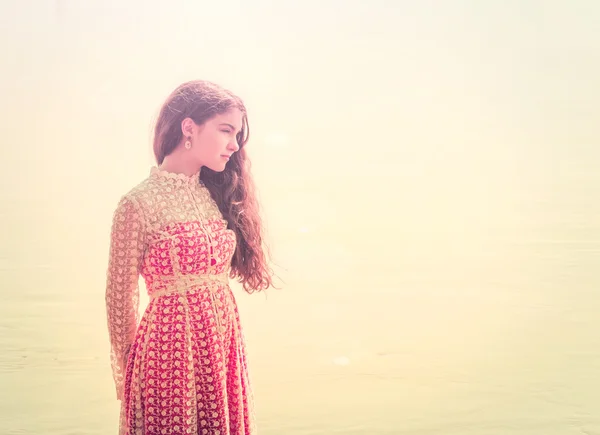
xmin=105 ymin=195 xmax=145 ymax=400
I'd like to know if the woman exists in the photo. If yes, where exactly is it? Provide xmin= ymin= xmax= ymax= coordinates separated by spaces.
xmin=105 ymin=80 xmax=273 ymax=435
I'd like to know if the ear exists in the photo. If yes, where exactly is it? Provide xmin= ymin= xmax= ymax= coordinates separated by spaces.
xmin=181 ymin=117 xmax=195 ymax=138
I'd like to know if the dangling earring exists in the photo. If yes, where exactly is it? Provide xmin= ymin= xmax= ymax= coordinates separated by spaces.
xmin=184 ymin=137 xmax=192 ymax=150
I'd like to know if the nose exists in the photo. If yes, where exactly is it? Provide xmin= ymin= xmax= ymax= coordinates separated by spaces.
xmin=228 ymin=138 xmax=240 ymax=153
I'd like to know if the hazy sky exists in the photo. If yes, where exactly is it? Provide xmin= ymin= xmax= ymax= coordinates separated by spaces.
xmin=0 ymin=0 xmax=598 ymax=275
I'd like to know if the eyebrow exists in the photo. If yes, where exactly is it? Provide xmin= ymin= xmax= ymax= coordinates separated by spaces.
xmin=219 ymin=123 xmax=240 ymax=132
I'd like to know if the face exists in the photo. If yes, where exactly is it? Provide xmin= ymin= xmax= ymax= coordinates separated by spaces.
xmin=182 ymin=107 xmax=243 ymax=172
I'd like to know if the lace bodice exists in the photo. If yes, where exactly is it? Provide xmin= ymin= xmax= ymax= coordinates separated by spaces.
xmin=105 ymin=167 xmax=237 ymax=399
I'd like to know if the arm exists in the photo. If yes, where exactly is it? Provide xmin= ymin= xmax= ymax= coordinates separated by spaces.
xmin=105 ymin=195 xmax=145 ymax=400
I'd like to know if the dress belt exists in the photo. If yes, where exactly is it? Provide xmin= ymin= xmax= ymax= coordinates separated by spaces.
xmin=148 ymin=272 xmax=231 ymax=335
xmin=148 ymin=273 xmax=230 ymax=300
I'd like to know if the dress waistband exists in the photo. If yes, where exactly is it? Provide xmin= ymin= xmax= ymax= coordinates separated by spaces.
xmin=148 ymin=273 xmax=230 ymax=300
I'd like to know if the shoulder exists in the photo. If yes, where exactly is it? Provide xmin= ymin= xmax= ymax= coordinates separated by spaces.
xmin=113 ymin=177 xmax=155 ymax=217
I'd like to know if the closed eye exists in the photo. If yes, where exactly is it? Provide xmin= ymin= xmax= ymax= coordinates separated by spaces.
xmin=219 ymin=123 xmax=240 ymax=136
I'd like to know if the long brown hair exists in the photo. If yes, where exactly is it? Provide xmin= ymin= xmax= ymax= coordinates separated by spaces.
xmin=153 ymin=80 xmax=273 ymax=293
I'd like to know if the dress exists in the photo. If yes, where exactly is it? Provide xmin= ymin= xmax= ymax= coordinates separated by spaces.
xmin=105 ymin=167 xmax=255 ymax=435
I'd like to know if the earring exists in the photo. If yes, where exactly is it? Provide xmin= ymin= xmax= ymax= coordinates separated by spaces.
xmin=184 ymin=138 xmax=192 ymax=150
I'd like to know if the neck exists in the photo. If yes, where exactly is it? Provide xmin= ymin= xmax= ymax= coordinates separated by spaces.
xmin=159 ymin=151 xmax=201 ymax=177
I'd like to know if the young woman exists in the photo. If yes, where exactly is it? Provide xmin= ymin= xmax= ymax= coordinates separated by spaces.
xmin=105 ymin=80 xmax=273 ymax=435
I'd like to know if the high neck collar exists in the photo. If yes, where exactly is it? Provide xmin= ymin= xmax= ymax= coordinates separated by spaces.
xmin=150 ymin=167 xmax=203 ymax=186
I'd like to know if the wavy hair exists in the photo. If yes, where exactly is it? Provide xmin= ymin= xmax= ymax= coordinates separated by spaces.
xmin=153 ymin=80 xmax=273 ymax=293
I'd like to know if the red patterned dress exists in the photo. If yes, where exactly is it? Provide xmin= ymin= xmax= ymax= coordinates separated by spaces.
xmin=105 ymin=167 xmax=255 ymax=435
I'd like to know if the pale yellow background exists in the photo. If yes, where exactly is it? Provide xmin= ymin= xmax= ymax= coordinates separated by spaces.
xmin=0 ymin=1 xmax=599 ymax=434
